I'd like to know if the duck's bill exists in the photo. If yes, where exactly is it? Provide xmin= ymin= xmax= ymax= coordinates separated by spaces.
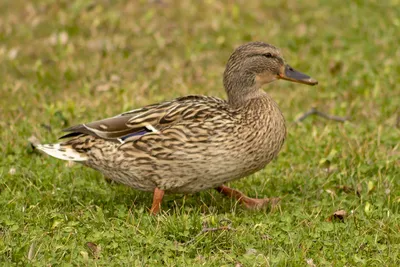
xmin=278 ymin=65 xmax=318 ymax=86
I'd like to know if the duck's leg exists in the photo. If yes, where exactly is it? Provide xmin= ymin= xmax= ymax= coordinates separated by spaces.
xmin=215 ymin=185 xmax=279 ymax=209
xmin=150 ymin=187 xmax=165 ymax=215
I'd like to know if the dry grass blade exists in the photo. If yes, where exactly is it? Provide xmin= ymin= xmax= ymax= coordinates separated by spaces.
xmin=27 ymin=242 xmax=35 ymax=261
xmin=185 ymin=219 xmax=236 ymax=245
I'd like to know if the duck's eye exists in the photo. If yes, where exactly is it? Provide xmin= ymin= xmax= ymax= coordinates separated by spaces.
xmin=263 ymin=53 xmax=273 ymax=58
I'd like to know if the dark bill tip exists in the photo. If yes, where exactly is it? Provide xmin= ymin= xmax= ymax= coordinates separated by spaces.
xmin=279 ymin=65 xmax=318 ymax=86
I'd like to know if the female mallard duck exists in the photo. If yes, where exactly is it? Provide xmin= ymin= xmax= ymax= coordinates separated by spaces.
xmin=36 ymin=42 xmax=317 ymax=214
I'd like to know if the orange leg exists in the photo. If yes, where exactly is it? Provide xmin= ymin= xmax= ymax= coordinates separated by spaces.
xmin=215 ymin=185 xmax=279 ymax=209
xmin=150 ymin=187 xmax=165 ymax=215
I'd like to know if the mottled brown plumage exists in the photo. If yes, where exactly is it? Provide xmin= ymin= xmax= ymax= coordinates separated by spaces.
xmin=36 ymin=42 xmax=317 ymax=214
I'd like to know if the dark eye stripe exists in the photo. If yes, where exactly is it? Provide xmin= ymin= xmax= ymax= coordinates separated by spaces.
xmin=248 ymin=53 xmax=275 ymax=58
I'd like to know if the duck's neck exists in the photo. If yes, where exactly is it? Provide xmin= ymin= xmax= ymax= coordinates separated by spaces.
xmin=224 ymin=70 xmax=273 ymax=107
xmin=226 ymin=84 xmax=270 ymax=108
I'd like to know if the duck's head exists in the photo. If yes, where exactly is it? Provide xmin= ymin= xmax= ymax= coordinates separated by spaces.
xmin=223 ymin=42 xmax=317 ymax=104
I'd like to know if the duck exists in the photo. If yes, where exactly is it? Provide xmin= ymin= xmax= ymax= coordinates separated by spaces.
xmin=36 ymin=42 xmax=317 ymax=214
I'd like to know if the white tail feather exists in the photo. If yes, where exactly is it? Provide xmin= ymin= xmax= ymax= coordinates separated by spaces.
xmin=36 ymin=143 xmax=88 ymax=161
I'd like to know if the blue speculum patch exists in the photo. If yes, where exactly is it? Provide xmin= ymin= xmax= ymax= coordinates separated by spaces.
xmin=120 ymin=129 xmax=149 ymax=140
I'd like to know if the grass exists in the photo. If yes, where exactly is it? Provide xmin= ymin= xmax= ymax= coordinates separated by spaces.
xmin=1 ymin=0 xmax=399 ymax=265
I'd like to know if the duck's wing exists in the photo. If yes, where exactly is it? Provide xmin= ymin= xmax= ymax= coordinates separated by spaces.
xmin=61 ymin=95 xmax=227 ymax=143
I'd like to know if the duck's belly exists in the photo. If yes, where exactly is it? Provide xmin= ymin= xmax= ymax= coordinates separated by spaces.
xmin=87 ymin=158 xmax=271 ymax=193
xmin=84 ymin=139 xmax=283 ymax=194
xmin=166 ymin=142 xmax=282 ymax=193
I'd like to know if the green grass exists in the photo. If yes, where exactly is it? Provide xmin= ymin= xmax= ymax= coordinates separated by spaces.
xmin=1 ymin=0 xmax=399 ymax=265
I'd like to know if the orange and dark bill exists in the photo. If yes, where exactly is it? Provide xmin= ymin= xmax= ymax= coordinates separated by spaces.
xmin=278 ymin=64 xmax=318 ymax=85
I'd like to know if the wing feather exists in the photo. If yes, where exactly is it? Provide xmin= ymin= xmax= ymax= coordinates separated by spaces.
xmin=61 ymin=95 xmax=227 ymax=142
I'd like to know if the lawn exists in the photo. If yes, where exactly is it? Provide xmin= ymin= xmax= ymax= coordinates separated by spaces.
xmin=1 ymin=0 xmax=399 ymax=265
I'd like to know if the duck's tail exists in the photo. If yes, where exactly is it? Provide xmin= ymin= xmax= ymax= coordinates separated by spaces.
xmin=35 ymin=143 xmax=88 ymax=162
